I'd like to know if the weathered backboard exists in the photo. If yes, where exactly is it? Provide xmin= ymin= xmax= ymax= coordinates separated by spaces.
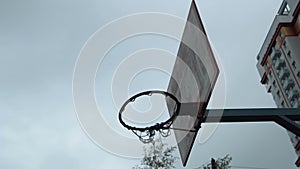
xmin=167 ymin=0 xmax=219 ymax=166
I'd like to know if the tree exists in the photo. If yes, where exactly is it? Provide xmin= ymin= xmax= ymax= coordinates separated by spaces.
xmin=133 ymin=137 xmax=231 ymax=169
xmin=198 ymin=154 xmax=232 ymax=169
xmin=133 ymin=137 xmax=178 ymax=169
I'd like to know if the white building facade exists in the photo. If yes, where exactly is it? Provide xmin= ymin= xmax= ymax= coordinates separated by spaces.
xmin=256 ymin=0 xmax=300 ymax=167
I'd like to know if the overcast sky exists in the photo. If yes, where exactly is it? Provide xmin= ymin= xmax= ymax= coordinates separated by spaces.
xmin=0 ymin=0 xmax=299 ymax=169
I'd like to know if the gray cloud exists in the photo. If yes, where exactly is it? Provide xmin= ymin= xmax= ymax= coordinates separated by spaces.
xmin=0 ymin=0 xmax=298 ymax=168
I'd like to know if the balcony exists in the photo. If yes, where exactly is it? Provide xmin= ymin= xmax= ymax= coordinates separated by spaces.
xmin=287 ymin=89 xmax=300 ymax=101
xmin=270 ymin=48 xmax=281 ymax=61
xmin=275 ymin=58 xmax=285 ymax=69
xmin=292 ymin=99 xmax=300 ymax=108
xmin=278 ymin=68 xmax=290 ymax=79
xmin=283 ymin=79 xmax=295 ymax=90
xmin=291 ymin=96 xmax=300 ymax=108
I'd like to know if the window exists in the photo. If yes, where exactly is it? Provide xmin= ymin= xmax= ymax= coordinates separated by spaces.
xmin=287 ymin=50 xmax=291 ymax=58
xmin=273 ymin=80 xmax=277 ymax=88
xmin=277 ymin=90 xmax=281 ymax=99
xmin=285 ymin=3 xmax=290 ymax=14
xmin=279 ymin=2 xmax=291 ymax=15
xmin=283 ymin=40 xmax=287 ymax=49
xmin=292 ymin=61 xmax=296 ymax=70
xmin=285 ymin=89 xmax=289 ymax=95
xmin=269 ymin=71 xmax=273 ymax=79
xmin=278 ymin=32 xmax=283 ymax=39
xmin=291 ymin=99 xmax=296 ymax=107
xmin=278 ymin=51 xmax=282 ymax=59
xmin=281 ymin=101 xmax=285 ymax=108
xmin=281 ymin=79 xmax=285 ymax=85
xmin=283 ymin=3 xmax=291 ymax=15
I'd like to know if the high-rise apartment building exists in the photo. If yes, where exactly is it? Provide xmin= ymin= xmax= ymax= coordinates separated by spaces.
xmin=256 ymin=0 xmax=300 ymax=167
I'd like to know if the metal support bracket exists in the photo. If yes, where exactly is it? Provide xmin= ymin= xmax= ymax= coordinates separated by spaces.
xmin=274 ymin=115 xmax=300 ymax=137
xmin=201 ymin=108 xmax=300 ymax=137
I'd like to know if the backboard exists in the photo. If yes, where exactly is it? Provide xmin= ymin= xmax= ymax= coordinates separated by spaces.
xmin=167 ymin=0 xmax=219 ymax=166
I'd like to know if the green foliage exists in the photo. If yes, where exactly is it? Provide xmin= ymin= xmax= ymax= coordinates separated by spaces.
xmin=199 ymin=154 xmax=232 ymax=169
xmin=132 ymin=138 xmax=231 ymax=169
xmin=132 ymin=138 xmax=178 ymax=169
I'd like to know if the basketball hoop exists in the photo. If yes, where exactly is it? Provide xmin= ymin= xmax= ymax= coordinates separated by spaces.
xmin=118 ymin=90 xmax=181 ymax=143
